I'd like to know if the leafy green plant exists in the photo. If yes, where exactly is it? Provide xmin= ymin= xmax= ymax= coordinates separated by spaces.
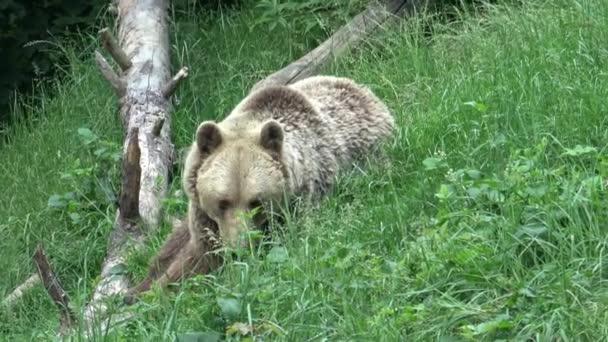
xmin=421 ymin=138 xmax=608 ymax=338
xmin=47 ymin=127 xmax=120 ymax=226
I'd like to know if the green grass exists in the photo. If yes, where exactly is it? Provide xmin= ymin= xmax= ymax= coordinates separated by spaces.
xmin=2 ymin=0 xmax=608 ymax=340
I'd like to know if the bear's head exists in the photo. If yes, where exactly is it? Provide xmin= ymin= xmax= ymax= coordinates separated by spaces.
xmin=184 ymin=118 xmax=288 ymax=248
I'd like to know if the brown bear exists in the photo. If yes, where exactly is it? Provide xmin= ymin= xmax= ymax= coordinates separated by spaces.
xmin=125 ymin=75 xmax=394 ymax=301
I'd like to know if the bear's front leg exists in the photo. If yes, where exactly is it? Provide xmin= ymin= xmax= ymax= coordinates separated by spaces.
xmin=154 ymin=238 xmax=220 ymax=289
xmin=123 ymin=221 xmax=191 ymax=304
xmin=124 ymin=222 xmax=222 ymax=304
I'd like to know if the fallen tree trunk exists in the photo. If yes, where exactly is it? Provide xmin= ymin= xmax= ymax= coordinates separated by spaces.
xmin=251 ymin=0 xmax=433 ymax=91
xmin=83 ymin=0 xmax=188 ymax=331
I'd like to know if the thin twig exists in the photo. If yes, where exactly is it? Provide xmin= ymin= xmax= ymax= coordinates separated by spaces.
xmin=100 ymin=28 xmax=132 ymax=71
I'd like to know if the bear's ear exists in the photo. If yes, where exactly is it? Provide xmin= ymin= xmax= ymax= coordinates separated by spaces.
xmin=260 ymin=120 xmax=283 ymax=153
xmin=196 ymin=121 xmax=223 ymax=154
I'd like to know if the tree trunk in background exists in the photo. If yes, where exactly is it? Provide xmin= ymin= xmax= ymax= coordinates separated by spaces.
xmin=251 ymin=0 xmax=412 ymax=91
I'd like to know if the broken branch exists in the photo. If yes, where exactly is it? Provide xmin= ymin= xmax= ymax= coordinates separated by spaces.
xmin=162 ymin=66 xmax=189 ymax=98
xmin=153 ymin=118 xmax=165 ymax=137
xmin=100 ymin=28 xmax=132 ymax=71
xmin=2 ymin=273 xmax=40 ymax=307
xmin=32 ymin=245 xmax=77 ymax=336
xmin=119 ymin=128 xmax=141 ymax=222
xmin=94 ymin=50 xmax=125 ymax=97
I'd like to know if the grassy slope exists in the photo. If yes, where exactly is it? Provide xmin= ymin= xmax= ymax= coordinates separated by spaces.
xmin=1 ymin=0 xmax=608 ymax=340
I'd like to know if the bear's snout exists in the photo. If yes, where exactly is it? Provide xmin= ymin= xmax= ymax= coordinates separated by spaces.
xmin=219 ymin=211 xmax=255 ymax=248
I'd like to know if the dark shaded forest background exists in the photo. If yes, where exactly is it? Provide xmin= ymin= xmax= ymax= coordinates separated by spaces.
xmin=0 ymin=0 xmax=239 ymax=131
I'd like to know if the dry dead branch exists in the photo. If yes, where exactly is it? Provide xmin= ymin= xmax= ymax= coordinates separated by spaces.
xmin=94 ymin=50 xmax=125 ymax=97
xmin=163 ymin=67 xmax=190 ymax=98
xmin=118 ymin=128 xmax=142 ymax=222
xmin=32 ymin=245 xmax=77 ymax=337
xmin=99 ymin=28 xmax=132 ymax=71
xmin=2 ymin=273 xmax=40 ymax=307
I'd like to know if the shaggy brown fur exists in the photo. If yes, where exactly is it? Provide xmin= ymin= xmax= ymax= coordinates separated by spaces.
xmin=125 ymin=76 xmax=394 ymax=302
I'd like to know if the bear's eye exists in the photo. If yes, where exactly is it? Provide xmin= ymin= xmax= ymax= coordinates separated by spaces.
xmin=248 ymin=200 xmax=262 ymax=210
xmin=218 ymin=200 xmax=231 ymax=212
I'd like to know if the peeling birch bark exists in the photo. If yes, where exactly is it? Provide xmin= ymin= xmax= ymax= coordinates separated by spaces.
xmin=85 ymin=0 xmax=187 ymax=332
